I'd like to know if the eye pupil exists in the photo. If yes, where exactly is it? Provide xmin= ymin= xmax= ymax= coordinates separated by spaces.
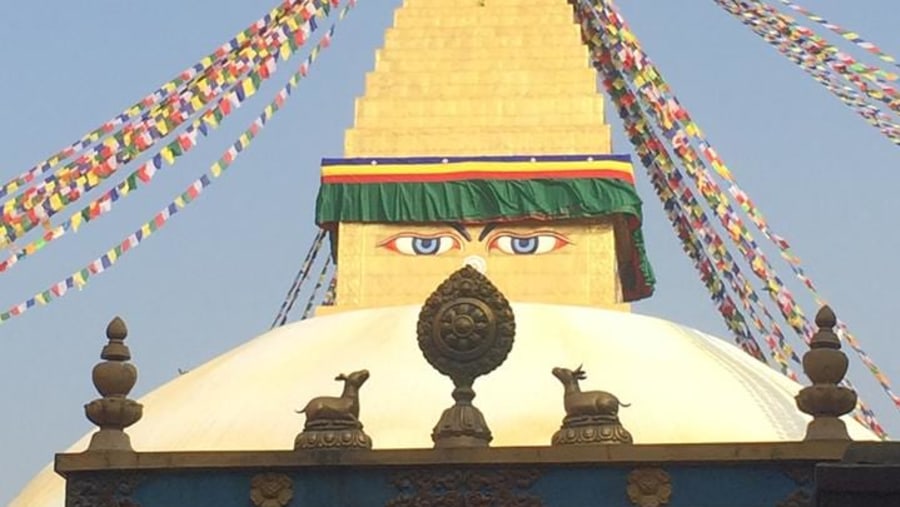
xmin=412 ymin=237 xmax=440 ymax=255
xmin=511 ymin=237 xmax=538 ymax=254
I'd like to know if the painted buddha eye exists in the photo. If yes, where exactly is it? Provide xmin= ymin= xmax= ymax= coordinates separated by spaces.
xmin=380 ymin=234 xmax=460 ymax=256
xmin=488 ymin=233 xmax=569 ymax=255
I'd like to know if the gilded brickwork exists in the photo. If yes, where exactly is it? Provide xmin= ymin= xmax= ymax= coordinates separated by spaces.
xmin=344 ymin=0 xmax=610 ymax=157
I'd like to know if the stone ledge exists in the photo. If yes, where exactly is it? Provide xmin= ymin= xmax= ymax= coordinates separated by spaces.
xmin=55 ymin=441 xmax=850 ymax=476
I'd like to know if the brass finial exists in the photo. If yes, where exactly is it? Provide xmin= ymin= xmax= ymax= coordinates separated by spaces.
xmin=417 ymin=265 xmax=516 ymax=448
xmin=795 ymin=306 xmax=857 ymax=440
xmin=294 ymin=370 xmax=373 ymax=450
xmin=551 ymin=365 xmax=633 ymax=445
xmin=84 ymin=316 xmax=143 ymax=451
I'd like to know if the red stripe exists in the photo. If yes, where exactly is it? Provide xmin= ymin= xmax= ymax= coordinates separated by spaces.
xmin=322 ymin=169 xmax=634 ymax=185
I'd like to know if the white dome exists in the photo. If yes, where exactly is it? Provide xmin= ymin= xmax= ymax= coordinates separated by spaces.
xmin=12 ymin=303 xmax=875 ymax=507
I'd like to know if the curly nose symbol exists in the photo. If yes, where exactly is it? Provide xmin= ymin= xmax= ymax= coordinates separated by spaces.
xmin=463 ymin=256 xmax=487 ymax=274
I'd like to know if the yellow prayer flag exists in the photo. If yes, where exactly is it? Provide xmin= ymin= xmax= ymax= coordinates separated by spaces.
xmin=157 ymin=120 xmax=169 ymax=136
xmin=107 ymin=249 xmax=118 ymax=263
xmin=71 ymin=214 xmax=83 ymax=232
xmin=242 ymin=79 xmax=257 ymax=98
xmin=141 ymin=224 xmax=152 ymax=237
xmin=280 ymin=44 xmax=292 ymax=61
xmin=197 ymin=77 xmax=211 ymax=94
xmin=713 ymin=161 xmax=733 ymax=181
xmin=49 ymin=194 xmax=64 ymax=211
xmin=191 ymin=96 xmax=204 ymax=111
xmin=74 ymin=272 xmax=86 ymax=287
xmin=161 ymin=147 xmax=175 ymax=165
xmin=87 ymin=172 xmax=99 ymax=188
xmin=240 ymin=47 xmax=256 ymax=61
xmin=211 ymin=163 xmax=223 ymax=178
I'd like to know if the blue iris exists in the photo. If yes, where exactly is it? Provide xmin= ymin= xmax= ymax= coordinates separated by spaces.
xmin=412 ymin=237 xmax=440 ymax=255
xmin=511 ymin=237 xmax=538 ymax=254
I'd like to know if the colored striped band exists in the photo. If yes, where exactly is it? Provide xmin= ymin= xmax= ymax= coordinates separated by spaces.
xmin=320 ymin=156 xmax=635 ymax=184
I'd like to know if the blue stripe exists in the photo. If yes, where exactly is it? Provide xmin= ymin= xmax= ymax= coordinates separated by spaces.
xmin=321 ymin=154 xmax=632 ymax=166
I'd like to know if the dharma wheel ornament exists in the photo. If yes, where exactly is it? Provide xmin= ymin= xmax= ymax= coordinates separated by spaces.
xmin=417 ymin=265 xmax=516 ymax=448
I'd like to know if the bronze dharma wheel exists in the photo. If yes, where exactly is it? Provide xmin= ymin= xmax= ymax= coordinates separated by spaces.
xmin=417 ymin=265 xmax=516 ymax=447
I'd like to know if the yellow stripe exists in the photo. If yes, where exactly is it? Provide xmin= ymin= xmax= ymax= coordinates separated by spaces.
xmin=321 ymin=160 xmax=633 ymax=177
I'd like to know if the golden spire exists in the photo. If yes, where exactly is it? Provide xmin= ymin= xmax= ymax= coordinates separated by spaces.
xmin=344 ymin=0 xmax=610 ymax=157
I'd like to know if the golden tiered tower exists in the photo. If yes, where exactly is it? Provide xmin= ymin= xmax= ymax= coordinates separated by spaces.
xmin=345 ymin=0 xmax=611 ymax=157
xmin=317 ymin=0 xmax=653 ymax=312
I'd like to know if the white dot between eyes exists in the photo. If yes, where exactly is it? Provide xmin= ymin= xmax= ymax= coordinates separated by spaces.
xmin=463 ymin=256 xmax=487 ymax=275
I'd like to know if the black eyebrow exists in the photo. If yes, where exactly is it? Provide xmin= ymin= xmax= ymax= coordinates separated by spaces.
xmin=478 ymin=223 xmax=497 ymax=242
xmin=448 ymin=223 xmax=471 ymax=241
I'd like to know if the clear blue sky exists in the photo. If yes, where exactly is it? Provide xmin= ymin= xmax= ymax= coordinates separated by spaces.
xmin=1 ymin=0 xmax=898 ymax=503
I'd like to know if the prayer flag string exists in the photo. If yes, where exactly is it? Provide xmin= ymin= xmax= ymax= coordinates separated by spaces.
xmin=579 ymin=4 xmax=796 ymax=374
xmin=0 ymin=0 xmax=312 ymax=204
xmin=0 ymin=1 xmax=320 ymax=246
xmin=0 ymin=0 xmax=356 ymax=326
xmin=577 ymin=0 xmax=891 ymax=437
xmin=753 ymin=1 xmax=898 ymax=96
xmin=589 ymin=0 xmax=892 ymax=435
xmin=713 ymin=1 xmax=900 ymax=146
xmin=712 ymin=2 xmax=900 ymax=412
xmin=774 ymin=0 xmax=900 ymax=70
xmin=301 ymin=254 xmax=333 ymax=320
xmin=271 ymin=228 xmax=328 ymax=328
xmin=0 ymin=2 xmax=326 ymax=274
xmin=589 ymin=0 xmax=900 ymax=416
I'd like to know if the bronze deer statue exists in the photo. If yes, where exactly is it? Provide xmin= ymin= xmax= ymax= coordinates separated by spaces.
xmin=298 ymin=369 xmax=370 ymax=423
xmin=552 ymin=365 xmax=629 ymax=418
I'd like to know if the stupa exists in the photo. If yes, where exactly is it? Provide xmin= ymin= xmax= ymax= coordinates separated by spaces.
xmin=11 ymin=1 xmax=888 ymax=506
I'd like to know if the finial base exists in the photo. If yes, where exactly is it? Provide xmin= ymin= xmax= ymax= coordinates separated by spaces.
xmin=552 ymin=415 xmax=633 ymax=445
xmin=804 ymin=417 xmax=852 ymax=441
xmin=432 ymin=402 xmax=492 ymax=448
xmin=294 ymin=420 xmax=372 ymax=450
xmin=86 ymin=429 xmax=136 ymax=452
xmin=84 ymin=398 xmax=143 ymax=451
